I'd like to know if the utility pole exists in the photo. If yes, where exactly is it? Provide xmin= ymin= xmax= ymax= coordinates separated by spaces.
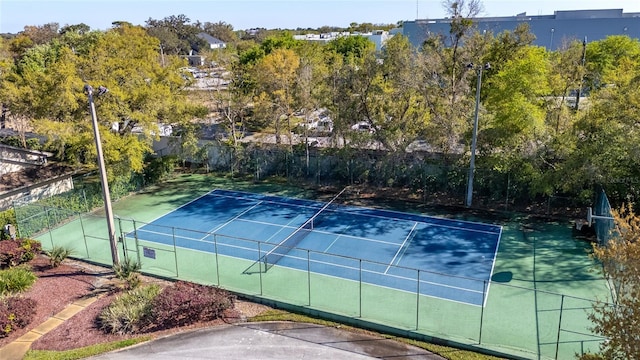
xmin=574 ymin=36 xmax=587 ymax=111
xmin=85 ymin=84 xmax=120 ymax=266
xmin=465 ymin=63 xmax=490 ymax=208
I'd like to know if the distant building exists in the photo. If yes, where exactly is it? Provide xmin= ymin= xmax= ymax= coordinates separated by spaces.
xmin=293 ymin=30 xmax=394 ymax=51
xmin=196 ymin=32 xmax=227 ymax=50
xmin=183 ymin=55 xmax=205 ymax=67
xmin=402 ymin=9 xmax=640 ymax=50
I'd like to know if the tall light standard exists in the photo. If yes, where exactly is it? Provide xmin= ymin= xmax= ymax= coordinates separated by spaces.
xmin=574 ymin=36 xmax=587 ymax=111
xmin=465 ymin=62 xmax=490 ymax=208
xmin=85 ymin=84 xmax=120 ymax=266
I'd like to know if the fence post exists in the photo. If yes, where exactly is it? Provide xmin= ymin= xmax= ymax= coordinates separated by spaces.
xmin=258 ymin=242 xmax=263 ymax=296
xmin=214 ymin=234 xmax=220 ymax=286
xmin=359 ymin=259 xmax=362 ymax=318
xmin=132 ymin=220 xmax=141 ymax=266
xmin=307 ymin=250 xmax=311 ymax=306
xmin=416 ymin=270 xmax=420 ymax=330
xmin=171 ymin=227 xmax=179 ymax=277
xmin=116 ymin=217 xmax=126 ymax=262
xmin=505 ymin=173 xmax=510 ymax=211
xmin=555 ymin=294 xmax=565 ymax=360
xmin=78 ymin=212 xmax=89 ymax=258
xmin=480 ymin=280 xmax=487 ymax=344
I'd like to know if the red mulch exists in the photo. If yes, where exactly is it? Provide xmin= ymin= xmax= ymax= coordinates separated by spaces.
xmin=1 ymin=255 xmax=270 ymax=352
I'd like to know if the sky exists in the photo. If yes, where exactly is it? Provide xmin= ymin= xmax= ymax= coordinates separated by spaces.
xmin=2 ymin=0 xmax=640 ymax=34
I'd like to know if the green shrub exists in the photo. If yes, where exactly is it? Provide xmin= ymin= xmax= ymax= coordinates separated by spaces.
xmin=144 ymin=155 xmax=178 ymax=184
xmin=19 ymin=239 xmax=41 ymax=262
xmin=97 ymin=284 xmax=161 ymax=335
xmin=0 ymin=210 xmax=16 ymax=240
xmin=149 ymin=281 xmax=235 ymax=331
xmin=113 ymin=257 xmax=142 ymax=289
xmin=0 ymin=266 xmax=37 ymax=296
xmin=46 ymin=246 xmax=74 ymax=267
xmin=0 ymin=297 xmax=37 ymax=337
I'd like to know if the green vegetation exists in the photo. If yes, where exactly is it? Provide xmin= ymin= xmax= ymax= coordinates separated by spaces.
xmin=45 ymin=246 xmax=74 ymax=268
xmin=580 ymin=204 xmax=640 ymax=359
xmin=3 ymin=3 xmax=640 ymax=359
xmin=23 ymin=337 xmax=152 ymax=360
xmin=97 ymin=281 xmax=235 ymax=335
xmin=97 ymin=284 xmax=161 ymax=334
xmin=2 ymin=11 xmax=639 ymax=210
xmin=0 ymin=265 xmax=36 ymax=296
xmin=112 ymin=257 xmax=142 ymax=290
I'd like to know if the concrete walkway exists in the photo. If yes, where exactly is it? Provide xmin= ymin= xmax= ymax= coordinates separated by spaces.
xmin=0 ymin=294 xmax=103 ymax=360
xmin=88 ymin=322 xmax=446 ymax=360
xmin=0 ymin=295 xmax=446 ymax=360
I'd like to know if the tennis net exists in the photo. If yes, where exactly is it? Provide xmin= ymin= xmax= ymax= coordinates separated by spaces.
xmin=263 ymin=187 xmax=348 ymax=270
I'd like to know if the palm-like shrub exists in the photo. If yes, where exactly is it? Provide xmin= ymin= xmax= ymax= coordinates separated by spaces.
xmin=45 ymin=246 xmax=74 ymax=267
xmin=97 ymin=284 xmax=161 ymax=334
xmin=113 ymin=257 xmax=142 ymax=289
xmin=0 ymin=266 xmax=37 ymax=296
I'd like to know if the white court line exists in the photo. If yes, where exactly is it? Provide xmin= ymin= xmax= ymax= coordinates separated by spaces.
xmin=261 ymin=213 xmax=309 ymax=244
xmin=200 ymin=201 xmax=264 ymax=240
xmin=328 ymin=208 xmax=501 ymax=235
xmin=279 ymin=252 xmax=485 ymax=295
xmin=386 ymin=222 xmax=418 ymax=274
xmin=211 ymin=191 xmax=322 ymax=211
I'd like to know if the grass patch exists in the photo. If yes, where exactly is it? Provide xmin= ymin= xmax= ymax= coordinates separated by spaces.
xmin=23 ymin=336 xmax=152 ymax=360
xmin=249 ymin=310 xmax=504 ymax=360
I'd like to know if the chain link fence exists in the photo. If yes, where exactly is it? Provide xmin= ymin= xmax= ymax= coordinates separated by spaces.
xmin=16 ymin=208 xmax=609 ymax=360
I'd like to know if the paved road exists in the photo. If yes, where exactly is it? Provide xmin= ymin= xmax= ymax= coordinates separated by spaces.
xmin=88 ymin=322 xmax=446 ymax=360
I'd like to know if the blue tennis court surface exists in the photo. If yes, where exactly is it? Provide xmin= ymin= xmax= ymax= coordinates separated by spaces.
xmin=130 ymin=189 xmax=502 ymax=306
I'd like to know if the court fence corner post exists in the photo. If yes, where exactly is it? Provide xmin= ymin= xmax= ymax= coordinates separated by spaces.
xmin=307 ymin=249 xmax=311 ymax=307
xmin=416 ymin=269 xmax=420 ymax=331
xmin=258 ymin=242 xmax=263 ymax=296
xmin=555 ymin=294 xmax=565 ymax=360
xmin=359 ymin=259 xmax=362 ymax=318
xmin=479 ymin=279 xmax=487 ymax=344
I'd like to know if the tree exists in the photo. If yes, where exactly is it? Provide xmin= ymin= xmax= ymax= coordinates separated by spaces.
xmin=21 ymin=23 xmax=60 ymax=45
xmin=482 ymin=45 xmax=550 ymax=151
xmin=354 ymin=34 xmax=426 ymax=152
xmin=0 ymin=24 xmax=205 ymax=179
xmin=417 ymin=34 xmax=476 ymax=158
xmin=252 ymin=48 xmax=300 ymax=145
xmin=325 ymin=35 xmax=375 ymax=66
xmin=441 ymin=0 xmax=483 ymax=89
xmin=145 ymin=15 xmax=205 ymax=55
xmin=586 ymin=35 xmax=640 ymax=90
xmin=582 ymin=204 xmax=640 ymax=359
xmin=59 ymin=23 xmax=91 ymax=36
xmin=202 ymin=21 xmax=237 ymax=43
xmin=555 ymin=37 xmax=640 ymax=199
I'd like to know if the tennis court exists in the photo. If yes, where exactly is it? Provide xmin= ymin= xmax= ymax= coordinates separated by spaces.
xmin=130 ymin=189 xmax=502 ymax=306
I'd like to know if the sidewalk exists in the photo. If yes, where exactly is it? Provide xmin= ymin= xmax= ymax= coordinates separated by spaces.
xmin=0 ymin=297 xmax=446 ymax=360
xmin=0 ymin=293 xmax=103 ymax=360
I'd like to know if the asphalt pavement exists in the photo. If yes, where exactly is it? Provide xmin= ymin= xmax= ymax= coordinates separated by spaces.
xmin=87 ymin=321 xmax=446 ymax=360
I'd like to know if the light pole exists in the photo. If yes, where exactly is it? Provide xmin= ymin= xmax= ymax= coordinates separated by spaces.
xmin=465 ymin=62 xmax=490 ymax=208
xmin=85 ymin=84 xmax=120 ymax=266
xmin=574 ymin=36 xmax=587 ymax=111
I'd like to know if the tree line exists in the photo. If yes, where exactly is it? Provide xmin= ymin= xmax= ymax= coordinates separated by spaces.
xmin=0 ymin=5 xmax=639 ymax=209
